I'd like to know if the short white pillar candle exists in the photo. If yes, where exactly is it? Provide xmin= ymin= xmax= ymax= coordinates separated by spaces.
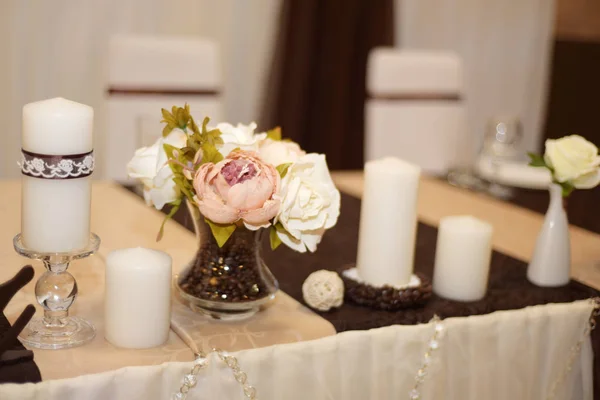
xmin=433 ymin=216 xmax=493 ymax=301
xmin=105 ymin=248 xmax=172 ymax=348
xmin=356 ymin=157 xmax=421 ymax=287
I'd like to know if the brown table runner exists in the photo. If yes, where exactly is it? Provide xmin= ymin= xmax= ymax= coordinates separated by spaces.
xmin=264 ymin=194 xmax=598 ymax=330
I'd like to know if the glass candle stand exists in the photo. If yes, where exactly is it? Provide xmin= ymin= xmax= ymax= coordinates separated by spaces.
xmin=13 ymin=233 xmax=100 ymax=349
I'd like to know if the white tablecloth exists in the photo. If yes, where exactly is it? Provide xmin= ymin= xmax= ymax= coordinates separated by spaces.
xmin=1 ymin=300 xmax=594 ymax=400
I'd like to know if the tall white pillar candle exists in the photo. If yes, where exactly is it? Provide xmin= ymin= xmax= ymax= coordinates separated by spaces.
xmin=105 ymin=248 xmax=172 ymax=348
xmin=21 ymin=97 xmax=94 ymax=252
xmin=356 ymin=157 xmax=421 ymax=286
xmin=433 ymin=216 xmax=493 ymax=301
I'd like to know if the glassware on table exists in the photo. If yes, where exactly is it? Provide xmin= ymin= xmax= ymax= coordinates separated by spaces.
xmin=12 ymin=233 xmax=100 ymax=349
xmin=447 ymin=116 xmax=524 ymax=198
xmin=175 ymin=201 xmax=278 ymax=321
xmin=475 ymin=117 xmax=524 ymax=198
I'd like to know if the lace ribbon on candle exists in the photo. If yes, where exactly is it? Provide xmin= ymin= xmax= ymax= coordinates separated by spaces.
xmin=19 ymin=150 xmax=94 ymax=179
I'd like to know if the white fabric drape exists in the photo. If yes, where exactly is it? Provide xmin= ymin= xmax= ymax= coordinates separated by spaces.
xmin=396 ymin=0 xmax=556 ymax=160
xmin=0 ymin=0 xmax=281 ymax=178
xmin=1 ymin=301 xmax=594 ymax=400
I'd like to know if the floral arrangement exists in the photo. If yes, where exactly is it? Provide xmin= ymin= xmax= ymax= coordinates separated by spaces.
xmin=528 ymin=135 xmax=600 ymax=196
xmin=127 ymin=105 xmax=341 ymax=252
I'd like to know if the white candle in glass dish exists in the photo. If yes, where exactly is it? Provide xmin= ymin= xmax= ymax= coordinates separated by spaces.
xmin=105 ymin=248 xmax=172 ymax=349
xmin=21 ymin=97 xmax=94 ymax=253
xmin=356 ymin=157 xmax=421 ymax=287
xmin=433 ymin=216 xmax=493 ymax=301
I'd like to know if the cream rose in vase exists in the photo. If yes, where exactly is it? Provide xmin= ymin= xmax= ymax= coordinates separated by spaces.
xmin=272 ymin=154 xmax=341 ymax=253
xmin=529 ymin=134 xmax=600 ymax=195
xmin=127 ymin=129 xmax=187 ymax=209
xmin=527 ymin=135 xmax=600 ymax=287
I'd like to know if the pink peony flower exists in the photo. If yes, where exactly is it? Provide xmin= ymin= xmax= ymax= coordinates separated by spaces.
xmin=193 ymin=150 xmax=281 ymax=230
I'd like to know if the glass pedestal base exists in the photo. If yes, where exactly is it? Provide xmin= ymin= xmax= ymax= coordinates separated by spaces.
xmin=13 ymin=233 xmax=100 ymax=350
xmin=188 ymin=302 xmax=261 ymax=321
xmin=19 ymin=316 xmax=96 ymax=350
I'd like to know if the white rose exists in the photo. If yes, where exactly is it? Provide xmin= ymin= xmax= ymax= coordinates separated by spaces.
xmin=127 ymin=145 xmax=158 ymax=188
xmin=259 ymin=139 xmax=305 ymax=166
xmin=127 ymin=129 xmax=188 ymax=209
xmin=544 ymin=135 xmax=600 ymax=189
xmin=213 ymin=122 xmax=267 ymax=156
xmin=275 ymin=153 xmax=341 ymax=253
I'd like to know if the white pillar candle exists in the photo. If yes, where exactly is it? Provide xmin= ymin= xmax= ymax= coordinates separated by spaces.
xmin=433 ymin=216 xmax=493 ymax=301
xmin=105 ymin=248 xmax=172 ymax=349
xmin=356 ymin=157 xmax=421 ymax=287
xmin=21 ymin=97 xmax=94 ymax=253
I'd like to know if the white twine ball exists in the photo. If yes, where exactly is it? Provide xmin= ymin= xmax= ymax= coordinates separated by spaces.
xmin=302 ymin=270 xmax=344 ymax=312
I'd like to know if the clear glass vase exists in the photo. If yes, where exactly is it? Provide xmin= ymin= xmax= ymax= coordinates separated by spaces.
xmin=176 ymin=201 xmax=279 ymax=320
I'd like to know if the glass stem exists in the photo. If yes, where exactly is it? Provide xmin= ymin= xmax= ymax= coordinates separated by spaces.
xmin=43 ymin=310 xmax=68 ymax=327
xmin=38 ymin=258 xmax=76 ymax=328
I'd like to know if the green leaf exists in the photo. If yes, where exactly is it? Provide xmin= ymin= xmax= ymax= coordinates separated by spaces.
xmin=276 ymin=163 xmax=292 ymax=178
xmin=269 ymin=226 xmax=282 ymax=250
xmin=560 ymin=181 xmax=575 ymax=197
xmin=202 ymin=143 xmax=223 ymax=164
xmin=173 ymin=177 xmax=195 ymax=202
xmin=175 ymin=107 xmax=188 ymax=130
xmin=205 ymin=129 xmax=224 ymax=146
xmin=266 ymin=127 xmax=282 ymax=141
xmin=205 ymin=218 xmax=236 ymax=247
xmin=163 ymin=143 xmax=181 ymax=160
xmin=180 ymin=146 xmax=197 ymax=158
xmin=188 ymin=115 xmax=200 ymax=135
xmin=161 ymin=108 xmax=175 ymax=124
xmin=156 ymin=199 xmax=181 ymax=241
xmin=528 ymin=152 xmax=546 ymax=168
xmin=201 ymin=117 xmax=210 ymax=134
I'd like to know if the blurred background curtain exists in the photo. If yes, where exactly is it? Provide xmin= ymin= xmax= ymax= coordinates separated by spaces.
xmin=261 ymin=0 xmax=394 ymax=170
xmin=0 ymin=0 xmax=281 ymax=179
xmin=396 ymin=0 xmax=556 ymax=161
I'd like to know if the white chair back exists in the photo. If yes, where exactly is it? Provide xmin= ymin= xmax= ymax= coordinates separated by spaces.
xmin=365 ymin=49 xmax=466 ymax=174
xmin=105 ymin=35 xmax=223 ymax=181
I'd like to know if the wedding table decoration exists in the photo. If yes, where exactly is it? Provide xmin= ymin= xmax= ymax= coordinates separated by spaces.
xmin=527 ymin=135 xmax=600 ymax=287
xmin=14 ymin=97 xmax=100 ymax=350
xmin=432 ymin=216 xmax=493 ymax=301
xmin=355 ymin=157 xmax=420 ymax=286
xmin=127 ymin=105 xmax=341 ymax=320
xmin=342 ymin=157 xmax=431 ymax=310
xmin=1 ymin=175 xmax=600 ymax=398
xmin=302 ymin=270 xmax=344 ymax=312
xmin=105 ymin=248 xmax=172 ymax=349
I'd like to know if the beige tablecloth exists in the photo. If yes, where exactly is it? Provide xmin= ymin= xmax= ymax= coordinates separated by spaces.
xmin=0 ymin=181 xmax=336 ymax=380
xmin=1 ymin=175 xmax=598 ymax=399
xmin=0 ymin=301 xmax=594 ymax=400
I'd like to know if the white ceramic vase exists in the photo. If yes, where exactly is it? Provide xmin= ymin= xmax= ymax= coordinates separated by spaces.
xmin=527 ymin=183 xmax=571 ymax=287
